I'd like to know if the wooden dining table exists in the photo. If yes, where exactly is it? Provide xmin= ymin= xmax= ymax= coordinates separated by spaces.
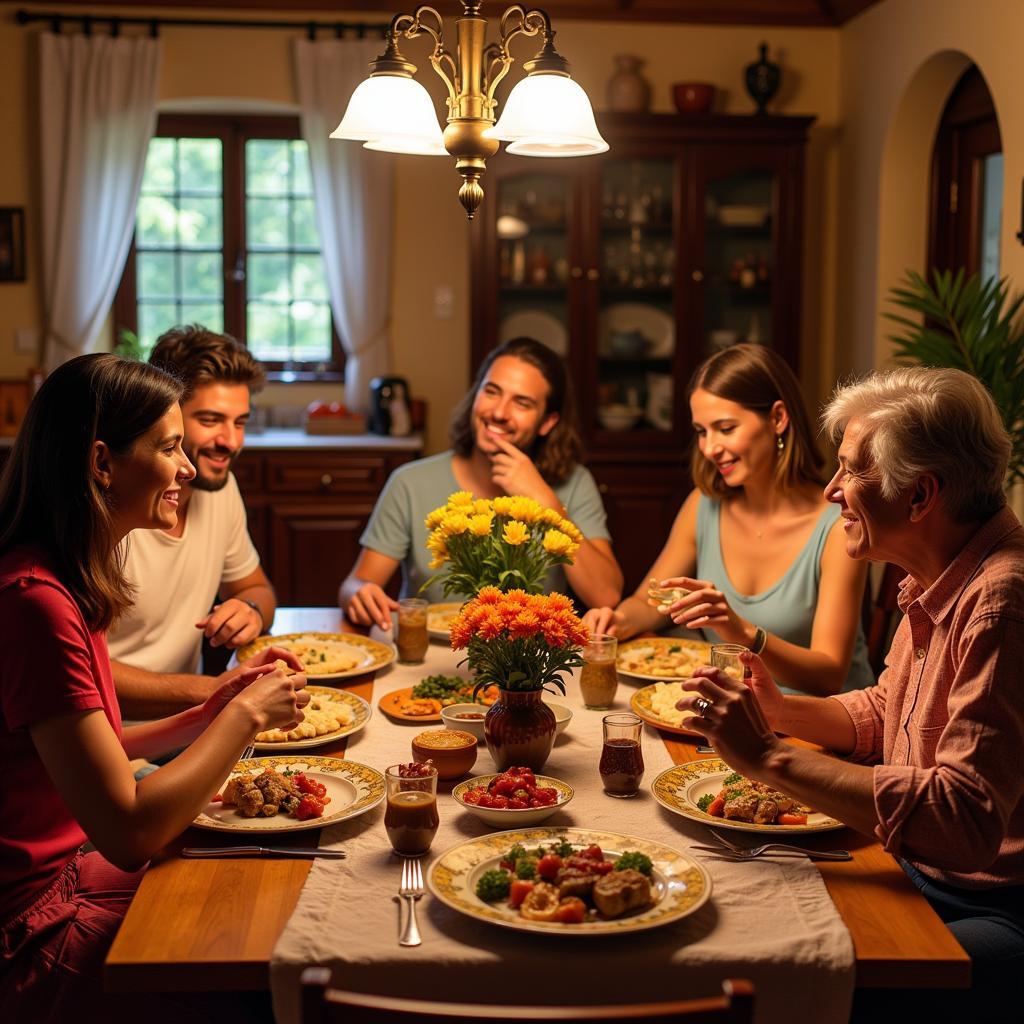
xmin=105 ymin=607 xmax=970 ymax=996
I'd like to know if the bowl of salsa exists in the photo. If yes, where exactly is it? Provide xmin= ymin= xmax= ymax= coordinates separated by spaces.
xmin=440 ymin=703 xmax=489 ymax=742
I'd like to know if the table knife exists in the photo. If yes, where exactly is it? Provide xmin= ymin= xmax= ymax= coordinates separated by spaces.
xmin=182 ymin=846 xmax=345 ymax=859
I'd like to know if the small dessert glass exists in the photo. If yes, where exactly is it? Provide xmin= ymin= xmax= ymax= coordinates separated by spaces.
xmin=396 ymin=598 xmax=429 ymax=664
xmin=383 ymin=763 xmax=439 ymax=856
xmin=579 ymin=633 xmax=618 ymax=710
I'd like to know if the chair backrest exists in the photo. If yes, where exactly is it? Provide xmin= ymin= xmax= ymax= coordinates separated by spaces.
xmin=866 ymin=562 xmax=905 ymax=676
xmin=300 ymin=969 xmax=754 ymax=1024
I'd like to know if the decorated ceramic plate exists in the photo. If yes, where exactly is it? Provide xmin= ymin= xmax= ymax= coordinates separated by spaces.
xmin=378 ymin=687 xmax=443 ymax=723
xmin=236 ymin=632 xmax=395 ymax=681
xmin=600 ymin=303 xmax=675 ymax=359
xmin=498 ymin=310 xmax=568 ymax=356
xmin=427 ymin=602 xmax=462 ymax=641
xmin=194 ymin=756 xmax=385 ymax=834
xmin=428 ymin=826 xmax=710 ymax=936
xmin=251 ymin=686 xmax=371 ymax=752
xmin=616 ymin=637 xmax=710 ymax=683
xmin=651 ymin=758 xmax=845 ymax=834
xmin=630 ymin=682 xmax=704 ymax=738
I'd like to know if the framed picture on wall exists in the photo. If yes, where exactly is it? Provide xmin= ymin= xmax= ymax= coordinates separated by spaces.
xmin=0 ymin=208 xmax=26 ymax=283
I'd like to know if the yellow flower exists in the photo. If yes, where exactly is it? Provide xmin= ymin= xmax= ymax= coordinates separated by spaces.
xmin=443 ymin=512 xmax=470 ymax=535
xmin=428 ymin=554 xmax=446 ymax=570
xmin=424 ymin=506 xmax=447 ymax=530
xmin=503 ymin=520 xmax=530 ymax=546
xmin=508 ymin=496 xmax=542 ymax=523
xmin=492 ymin=496 xmax=515 ymax=517
xmin=448 ymin=491 xmax=474 ymax=508
xmin=469 ymin=513 xmax=494 ymax=537
xmin=472 ymin=498 xmax=493 ymax=516
xmin=539 ymin=507 xmax=563 ymax=527
xmin=542 ymin=529 xmax=575 ymax=557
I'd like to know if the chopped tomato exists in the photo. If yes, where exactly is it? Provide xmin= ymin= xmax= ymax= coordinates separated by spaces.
xmin=491 ymin=776 xmax=517 ymax=796
xmin=293 ymin=795 xmax=325 ymax=820
xmin=508 ymin=798 xmax=529 ymax=809
xmin=294 ymin=774 xmax=327 ymax=799
xmin=708 ymin=796 xmax=726 ymax=817
xmin=777 ymin=813 xmax=808 ymax=826
xmin=553 ymin=898 xmax=586 ymax=924
xmin=536 ymin=853 xmax=562 ymax=881
xmin=593 ymin=860 xmax=615 ymax=875
xmin=508 ymin=879 xmax=534 ymax=909
xmin=461 ymin=788 xmax=484 ymax=805
xmin=489 ymin=794 xmax=509 ymax=809
xmin=580 ymin=844 xmax=604 ymax=861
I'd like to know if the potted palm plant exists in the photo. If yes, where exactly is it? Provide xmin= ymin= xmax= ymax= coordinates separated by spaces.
xmin=885 ymin=268 xmax=1024 ymax=486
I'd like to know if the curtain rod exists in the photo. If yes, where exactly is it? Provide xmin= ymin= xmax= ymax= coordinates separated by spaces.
xmin=14 ymin=8 xmax=389 ymax=40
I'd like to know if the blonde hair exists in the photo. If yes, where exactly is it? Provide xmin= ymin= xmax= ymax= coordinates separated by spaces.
xmin=688 ymin=344 xmax=824 ymax=499
xmin=822 ymin=366 xmax=1009 ymax=523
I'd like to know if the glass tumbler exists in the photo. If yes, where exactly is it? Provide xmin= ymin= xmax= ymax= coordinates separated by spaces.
xmin=396 ymin=598 xmax=429 ymax=664
xmin=579 ymin=633 xmax=618 ymax=710
xmin=711 ymin=642 xmax=748 ymax=680
xmin=599 ymin=712 xmax=644 ymax=798
xmin=383 ymin=763 xmax=439 ymax=856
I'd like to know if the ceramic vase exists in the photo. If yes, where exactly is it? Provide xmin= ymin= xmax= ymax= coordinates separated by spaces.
xmin=744 ymin=43 xmax=780 ymax=115
xmin=484 ymin=689 xmax=557 ymax=772
xmin=607 ymin=55 xmax=651 ymax=113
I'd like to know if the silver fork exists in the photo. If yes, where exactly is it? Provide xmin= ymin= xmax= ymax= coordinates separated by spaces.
xmin=700 ymin=827 xmax=852 ymax=862
xmin=395 ymin=857 xmax=424 ymax=946
xmin=239 ymin=742 xmax=255 ymax=762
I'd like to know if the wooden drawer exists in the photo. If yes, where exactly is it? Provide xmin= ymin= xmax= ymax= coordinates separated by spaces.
xmin=231 ymin=452 xmax=264 ymax=492
xmin=264 ymin=453 xmax=389 ymax=496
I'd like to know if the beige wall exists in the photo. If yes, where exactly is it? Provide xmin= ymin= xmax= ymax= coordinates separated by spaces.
xmin=1 ymin=3 xmax=844 ymax=451
xmin=837 ymin=0 xmax=1024 ymax=375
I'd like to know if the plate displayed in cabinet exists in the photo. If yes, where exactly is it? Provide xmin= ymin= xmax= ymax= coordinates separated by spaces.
xmin=600 ymin=304 xmax=674 ymax=359
xmin=499 ymin=310 xmax=568 ymax=355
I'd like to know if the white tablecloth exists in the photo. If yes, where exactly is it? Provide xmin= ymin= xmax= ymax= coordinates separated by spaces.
xmin=269 ymin=634 xmax=854 ymax=1024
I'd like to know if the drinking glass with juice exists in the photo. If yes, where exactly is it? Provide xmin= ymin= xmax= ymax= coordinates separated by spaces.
xmin=599 ymin=713 xmax=644 ymax=798
xmin=580 ymin=633 xmax=618 ymax=710
xmin=396 ymin=598 xmax=429 ymax=664
xmin=384 ymin=763 xmax=439 ymax=856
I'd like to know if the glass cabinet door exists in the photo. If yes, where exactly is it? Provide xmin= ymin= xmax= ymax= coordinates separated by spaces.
xmin=493 ymin=172 xmax=571 ymax=361
xmin=594 ymin=158 xmax=676 ymax=435
xmin=701 ymin=169 xmax=776 ymax=357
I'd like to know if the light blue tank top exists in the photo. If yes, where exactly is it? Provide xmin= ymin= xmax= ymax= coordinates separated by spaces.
xmin=695 ymin=496 xmax=874 ymax=694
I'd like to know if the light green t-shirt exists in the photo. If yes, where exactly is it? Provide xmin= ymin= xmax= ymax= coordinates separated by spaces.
xmin=359 ymin=451 xmax=611 ymax=604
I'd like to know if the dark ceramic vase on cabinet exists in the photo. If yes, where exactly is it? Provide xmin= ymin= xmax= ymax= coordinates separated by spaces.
xmin=483 ymin=689 xmax=556 ymax=771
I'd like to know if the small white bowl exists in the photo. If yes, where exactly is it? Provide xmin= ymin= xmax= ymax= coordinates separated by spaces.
xmin=598 ymin=404 xmax=643 ymax=432
xmin=440 ymin=703 xmax=488 ymax=742
xmin=452 ymin=773 xmax=574 ymax=828
xmin=544 ymin=701 xmax=573 ymax=736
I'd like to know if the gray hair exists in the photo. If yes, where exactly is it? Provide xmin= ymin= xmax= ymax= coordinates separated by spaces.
xmin=822 ymin=366 xmax=1010 ymax=523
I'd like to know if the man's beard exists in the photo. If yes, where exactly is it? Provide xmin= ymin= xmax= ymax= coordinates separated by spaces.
xmin=186 ymin=445 xmax=237 ymax=492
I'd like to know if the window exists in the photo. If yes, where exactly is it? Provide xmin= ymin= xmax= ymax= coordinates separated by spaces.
xmin=115 ymin=114 xmax=342 ymax=377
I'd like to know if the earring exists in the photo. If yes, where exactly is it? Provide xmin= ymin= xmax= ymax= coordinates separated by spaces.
xmin=776 ymin=434 xmax=785 ymax=451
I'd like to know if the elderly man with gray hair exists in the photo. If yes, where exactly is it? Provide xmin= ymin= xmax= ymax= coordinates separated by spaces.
xmin=678 ymin=366 xmax=1024 ymax=1019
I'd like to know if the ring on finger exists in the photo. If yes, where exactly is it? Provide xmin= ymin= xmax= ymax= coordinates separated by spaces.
xmin=694 ymin=696 xmax=712 ymax=717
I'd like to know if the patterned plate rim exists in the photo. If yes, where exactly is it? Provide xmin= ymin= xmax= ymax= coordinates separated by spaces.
xmin=427 ymin=826 xmax=711 ymax=936
xmin=193 ymin=755 xmax=385 ymax=833
xmin=251 ymin=687 xmax=372 ymax=751
xmin=629 ymin=684 xmax=705 ymax=739
xmin=236 ymin=632 xmax=395 ymax=680
xmin=616 ymin=637 xmax=711 ymax=683
xmin=651 ymin=758 xmax=845 ymax=834
xmin=427 ymin=602 xmax=463 ymax=640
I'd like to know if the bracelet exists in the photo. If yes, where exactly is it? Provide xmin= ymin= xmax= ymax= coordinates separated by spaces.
xmin=240 ymin=598 xmax=265 ymax=631
xmin=750 ymin=626 xmax=768 ymax=655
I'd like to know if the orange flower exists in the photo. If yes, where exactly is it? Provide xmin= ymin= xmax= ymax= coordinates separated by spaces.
xmin=509 ymin=609 xmax=542 ymax=639
xmin=477 ymin=610 xmax=506 ymax=641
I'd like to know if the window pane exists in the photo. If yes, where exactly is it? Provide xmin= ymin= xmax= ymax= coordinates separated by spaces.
xmin=137 ymin=251 xmax=176 ymax=300
xmin=178 ymin=138 xmax=222 ymax=194
xmin=247 ymin=139 xmax=291 ymax=195
xmin=138 ymin=302 xmax=178 ymax=354
xmin=137 ymin=195 xmax=179 ymax=247
xmin=180 ymin=251 xmax=223 ymax=300
xmin=178 ymin=196 xmax=222 ymax=248
xmin=249 ymin=252 xmax=291 ymax=300
xmin=291 ymin=141 xmax=313 ymax=196
xmin=180 ymin=303 xmax=224 ymax=331
xmin=248 ymin=197 xmax=289 ymax=248
xmin=291 ymin=197 xmax=319 ymax=249
xmin=292 ymin=302 xmax=331 ymax=359
xmin=293 ymin=252 xmax=328 ymax=301
xmin=248 ymin=302 xmax=291 ymax=360
xmin=142 ymin=138 xmax=176 ymax=194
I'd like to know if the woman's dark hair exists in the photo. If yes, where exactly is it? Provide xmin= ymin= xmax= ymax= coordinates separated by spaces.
xmin=449 ymin=337 xmax=583 ymax=485
xmin=0 ymin=353 xmax=183 ymax=631
xmin=687 ymin=344 xmax=824 ymax=499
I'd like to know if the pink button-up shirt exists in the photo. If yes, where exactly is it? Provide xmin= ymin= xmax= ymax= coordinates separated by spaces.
xmin=833 ymin=506 xmax=1024 ymax=889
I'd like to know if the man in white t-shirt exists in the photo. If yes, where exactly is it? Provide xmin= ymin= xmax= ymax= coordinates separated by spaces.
xmin=108 ymin=325 xmax=279 ymax=718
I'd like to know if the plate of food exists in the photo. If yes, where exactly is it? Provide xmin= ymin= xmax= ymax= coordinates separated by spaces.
xmin=427 ymin=602 xmax=463 ymax=640
xmin=251 ymin=686 xmax=371 ymax=751
xmin=651 ymin=758 xmax=844 ymax=834
xmin=630 ymin=682 xmax=705 ymax=738
xmin=616 ymin=637 xmax=710 ymax=683
xmin=378 ymin=674 xmax=499 ymax=722
xmin=236 ymin=632 xmax=395 ymax=681
xmin=194 ymin=756 xmax=385 ymax=834
xmin=427 ymin=827 xmax=710 ymax=936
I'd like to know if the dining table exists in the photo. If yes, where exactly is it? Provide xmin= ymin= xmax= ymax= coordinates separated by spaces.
xmin=105 ymin=606 xmax=970 ymax=1014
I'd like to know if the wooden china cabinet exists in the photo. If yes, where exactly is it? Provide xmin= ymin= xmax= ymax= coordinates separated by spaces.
xmin=470 ymin=112 xmax=815 ymax=591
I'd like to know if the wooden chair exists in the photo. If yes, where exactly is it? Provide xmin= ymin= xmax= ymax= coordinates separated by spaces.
xmin=865 ymin=562 xmax=905 ymax=677
xmin=300 ymin=968 xmax=754 ymax=1024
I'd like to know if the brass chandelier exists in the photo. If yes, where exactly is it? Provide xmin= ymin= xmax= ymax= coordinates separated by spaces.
xmin=331 ymin=1 xmax=607 ymax=219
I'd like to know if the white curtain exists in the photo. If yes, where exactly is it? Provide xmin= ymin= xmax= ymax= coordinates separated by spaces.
xmin=39 ymin=32 xmax=162 ymax=370
xmin=293 ymin=37 xmax=395 ymax=412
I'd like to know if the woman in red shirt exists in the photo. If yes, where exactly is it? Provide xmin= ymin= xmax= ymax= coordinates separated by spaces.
xmin=0 ymin=353 xmax=309 ymax=1022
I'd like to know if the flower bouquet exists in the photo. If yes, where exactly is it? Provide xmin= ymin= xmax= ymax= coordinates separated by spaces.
xmin=449 ymin=587 xmax=589 ymax=770
xmin=424 ymin=492 xmax=582 ymax=598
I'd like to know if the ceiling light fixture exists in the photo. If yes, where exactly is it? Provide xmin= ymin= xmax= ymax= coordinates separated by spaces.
xmin=331 ymin=2 xmax=608 ymax=219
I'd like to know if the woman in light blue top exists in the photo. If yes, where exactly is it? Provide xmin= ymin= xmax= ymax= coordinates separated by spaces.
xmin=584 ymin=344 xmax=873 ymax=695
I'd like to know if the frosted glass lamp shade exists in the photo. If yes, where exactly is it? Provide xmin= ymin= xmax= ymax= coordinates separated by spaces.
xmin=485 ymin=74 xmax=608 ymax=156
xmin=331 ymin=75 xmax=445 ymax=154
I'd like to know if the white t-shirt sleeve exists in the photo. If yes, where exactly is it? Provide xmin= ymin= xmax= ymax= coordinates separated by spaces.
xmin=220 ymin=474 xmax=261 ymax=584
